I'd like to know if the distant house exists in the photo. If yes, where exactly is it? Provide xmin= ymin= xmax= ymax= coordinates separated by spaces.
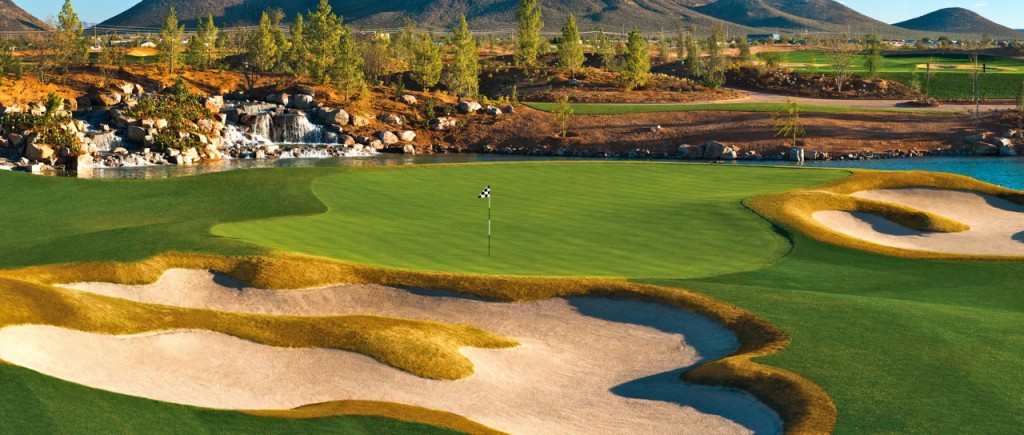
xmin=140 ymin=41 xmax=156 ymax=48
xmin=747 ymin=33 xmax=780 ymax=42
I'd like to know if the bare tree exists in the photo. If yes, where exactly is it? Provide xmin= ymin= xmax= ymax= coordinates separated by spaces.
xmin=824 ymin=37 xmax=856 ymax=92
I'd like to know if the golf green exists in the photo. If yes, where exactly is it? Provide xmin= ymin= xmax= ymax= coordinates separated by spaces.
xmin=213 ymin=163 xmax=846 ymax=278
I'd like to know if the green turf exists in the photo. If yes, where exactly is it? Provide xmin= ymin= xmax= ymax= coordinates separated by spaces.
xmin=3 ymin=162 xmax=1024 ymax=433
xmin=525 ymin=101 xmax=965 ymax=115
xmin=762 ymin=50 xmax=1024 ymax=100
xmin=213 ymin=163 xmax=846 ymax=278
xmin=643 ymin=233 xmax=1024 ymax=434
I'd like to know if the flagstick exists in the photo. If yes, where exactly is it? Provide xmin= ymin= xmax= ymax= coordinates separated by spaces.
xmin=487 ymin=194 xmax=492 ymax=257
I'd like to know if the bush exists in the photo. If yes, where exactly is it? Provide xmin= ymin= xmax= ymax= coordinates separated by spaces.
xmin=125 ymin=77 xmax=215 ymax=151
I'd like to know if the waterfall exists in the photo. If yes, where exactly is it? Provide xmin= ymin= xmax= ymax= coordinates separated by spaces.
xmin=271 ymin=113 xmax=324 ymax=144
xmin=88 ymin=131 xmax=122 ymax=152
xmin=248 ymin=113 xmax=273 ymax=139
xmin=223 ymin=124 xmax=272 ymax=148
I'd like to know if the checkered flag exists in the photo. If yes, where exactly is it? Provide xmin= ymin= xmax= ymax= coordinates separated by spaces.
xmin=478 ymin=186 xmax=491 ymax=198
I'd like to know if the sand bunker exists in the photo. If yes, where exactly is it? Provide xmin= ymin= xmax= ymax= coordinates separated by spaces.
xmin=814 ymin=188 xmax=1024 ymax=256
xmin=0 ymin=270 xmax=781 ymax=434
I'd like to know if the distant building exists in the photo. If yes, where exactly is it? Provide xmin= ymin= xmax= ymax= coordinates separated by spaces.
xmin=140 ymin=41 xmax=156 ymax=48
xmin=747 ymin=34 xmax=780 ymax=42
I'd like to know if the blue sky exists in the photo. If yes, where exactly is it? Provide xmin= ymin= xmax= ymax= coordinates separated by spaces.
xmin=16 ymin=0 xmax=1024 ymax=28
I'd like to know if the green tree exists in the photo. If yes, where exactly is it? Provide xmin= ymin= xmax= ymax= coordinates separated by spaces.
xmin=332 ymin=26 xmax=365 ymax=100
xmin=0 ymin=38 xmax=22 ymax=85
xmin=772 ymin=99 xmax=805 ymax=147
xmin=246 ymin=11 xmax=282 ymax=75
xmin=186 ymin=34 xmax=206 ymax=70
xmin=551 ymin=94 xmax=573 ymax=138
xmin=597 ymin=30 xmax=617 ymax=71
xmin=700 ymin=25 xmax=726 ymax=89
xmin=359 ymin=34 xmax=391 ymax=85
xmin=684 ymin=33 xmax=701 ymax=78
xmin=158 ymin=7 xmax=185 ymax=74
xmin=410 ymin=31 xmax=442 ymax=91
xmin=444 ymin=16 xmax=479 ymax=98
xmin=195 ymin=15 xmax=219 ymax=70
xmin=55 ymin=0 xmax=88 ymax=71
xmin=619 ymin=28 xmax=650 ymax=91
xmin=514 ymin=0 xmax=543 ymax=66
xmin=737 ymin=37 xmax=751 ymax=63
xmin=863 ymin=32 xmax=883 ymax=77
xmin=393 ymin=18 xmax=418 ymax=65
xmin=305 ymin=0 xmax=343 ymax=83
xmin=557 ymin=14 xmax=585 ymax=78
xmin=287 ymin=13 xmax=308 ymax=76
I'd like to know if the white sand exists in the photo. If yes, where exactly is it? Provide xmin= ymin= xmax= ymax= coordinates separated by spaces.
xmin=0 ymin=270 xmax=782 ymax=435
xmin=813 ymin=188 xmax=1024 ymax=256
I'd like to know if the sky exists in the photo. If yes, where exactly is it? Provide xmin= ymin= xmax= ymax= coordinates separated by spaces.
xmin=16 ymin=0 xmax=1024 ymax=29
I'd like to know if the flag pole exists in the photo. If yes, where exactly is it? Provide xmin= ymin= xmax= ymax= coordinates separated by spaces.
xmin=487 ymin=194 xmax=492 ymax=257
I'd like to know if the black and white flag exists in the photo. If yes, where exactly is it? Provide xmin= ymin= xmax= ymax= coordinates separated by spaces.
xmin=478 ymin=186 xmax=491 ymax=198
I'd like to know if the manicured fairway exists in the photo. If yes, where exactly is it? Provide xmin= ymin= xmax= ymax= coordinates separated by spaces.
xmin=213 ymin=163 xmax=845 ymax=278
xmin=764 ymin=50 xmax=1024 ymax=99
xmin=525 ymin=101 xmax=965 ymax=115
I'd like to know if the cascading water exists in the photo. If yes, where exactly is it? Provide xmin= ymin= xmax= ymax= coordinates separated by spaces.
xmin=271 ymin=113 xmax=324 ymax=143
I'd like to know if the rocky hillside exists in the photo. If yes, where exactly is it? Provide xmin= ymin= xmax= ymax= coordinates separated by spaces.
xmin=762 ymin=0 xmax=884 ymax=27
xmin=0 ymin=0 xmax=47 ymax=32
xmin=894 ymin=7 xmax=1022 ymax=38
xmin=693 ymin=0 xmax=820 ymax=30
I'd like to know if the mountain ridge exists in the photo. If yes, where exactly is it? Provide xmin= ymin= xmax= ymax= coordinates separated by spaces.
xmin=0 ymin=0 xmax=48 ymax=32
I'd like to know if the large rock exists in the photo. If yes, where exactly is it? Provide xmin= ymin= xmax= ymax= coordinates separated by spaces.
xmin=431 ymin=117 xmax=457 ymax=131
xmin=484 ymin=106 xmax=503 ymax=116
xmin=974 ymin=142 xmax=999 ymax=156
xmin=382 ymin=114 xmax=403 ymax=125
xmin=113 ymin=82 xmax=135 ymax=95
xmin=402 ymin=144 xmax=416 ymax=155
xmin=789 ymin=147 xmax=805 ymax=162
xmin=677 ymin=144 xmax=704 ymax=159
xmin=702 ymin=141 xmax=728 ymax=159
xmin=292 ymin=94 xmax=315 ymax=110
xmin=338 ymin=134 xmax=356 ymax=146
xmin=400 ymin=95 xmax=418 ymax=105
xmin=399 ymin=130 xmax=416 ymax=142
xmin=351 ymin=115 xmax=371 ymax=127
xmin=999 ymin=145 xmax=1018 ymax=157
xmin=205 ymin=96 xmax=224 ymax=113
xmin=92 ymin=93 xmax=122 ymax=107
xmin=378 ymin=131 xmax=400 ymax=145
xmin=458 ymin=101 xmax=482 ymax=114
xmin=127 ymin=126 xmax=150 ymax=144
xmin=25 ymin=143 xmax=54 ymax=161
xmin=320 ymin=109 xmax=350 ymax=126
xmin=75 ymin=96 xmax=93 ymax=109
xmin=267 ymin=93 xmax=290 ymax=107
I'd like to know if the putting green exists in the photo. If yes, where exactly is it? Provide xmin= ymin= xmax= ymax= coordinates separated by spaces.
xmin=213 ymin=163 xmax=846 ymax=278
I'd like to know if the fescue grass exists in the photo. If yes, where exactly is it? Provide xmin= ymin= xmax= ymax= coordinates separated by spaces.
xmin=214 ymin=163 xmax=846 ymax=279
xmin=764 ymin=50 xmax=1024 ymax=100
xmin=525 ymin=101 xmax=966 ymax=115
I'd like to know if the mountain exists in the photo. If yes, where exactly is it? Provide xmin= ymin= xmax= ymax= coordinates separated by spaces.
xmin=762 ymin=0 xmax=885 ymax=27
xmin=693 ymin=0 xmax=822 ymax=30
xmin=100 ymin=0 xmax=751 ymax=33
xmin=0 ymin=0 xmax=47 ymax=32
xmin=894 ymin=7 xmax=1021 ymax=37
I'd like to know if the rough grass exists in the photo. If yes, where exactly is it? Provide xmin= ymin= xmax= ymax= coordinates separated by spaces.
xmin=0 ymin=253 xmax=837 ymax=435
xmin=213 ymin=163 xmax=847 ymax=279
xmin=748 ymin=170 xmax=1024 ymax=260
xmin=525 ymin=101 xmax=965 ymax=115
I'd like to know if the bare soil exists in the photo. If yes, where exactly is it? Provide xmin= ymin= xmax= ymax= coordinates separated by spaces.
xmin=456 ymin=106 xmax=973 ymax=157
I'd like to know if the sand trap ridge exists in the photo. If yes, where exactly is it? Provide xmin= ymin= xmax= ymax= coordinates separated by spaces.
xmin=0 ymin=270 xmax=782 ymax=435
xmin=813 ymin=188 xmax=1024 ymax=256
